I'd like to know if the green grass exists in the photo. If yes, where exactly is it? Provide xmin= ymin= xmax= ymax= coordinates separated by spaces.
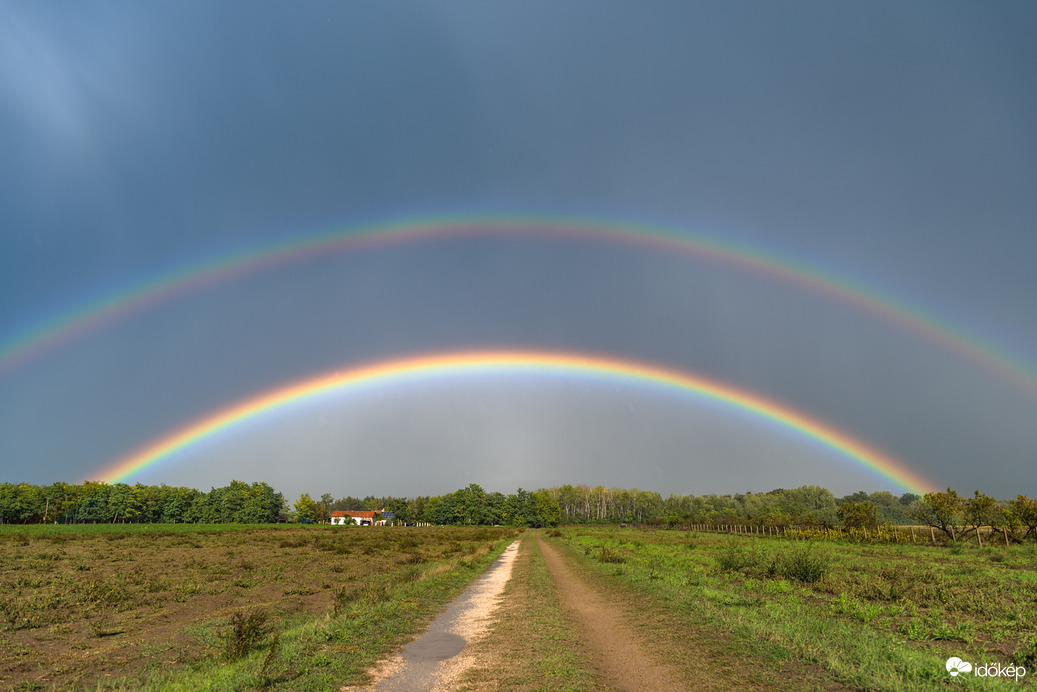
xmin=554 ymin=526 xmax=1037 ymax=691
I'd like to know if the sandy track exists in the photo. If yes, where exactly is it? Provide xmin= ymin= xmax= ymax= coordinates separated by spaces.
xmin=344 ymin=539 xmax=521 ymax=691
xmin=536 ymin=534 xmax=687 ymax=690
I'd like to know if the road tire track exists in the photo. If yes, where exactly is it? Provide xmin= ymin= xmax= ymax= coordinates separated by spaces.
xmin=536 ymin=533 xmax=690 ymax=690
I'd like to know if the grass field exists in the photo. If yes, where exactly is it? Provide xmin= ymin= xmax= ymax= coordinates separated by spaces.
xmin=0 ymin=523 xmax=517 ymax=691
xmin=551 ymin=526 xmax=1037 ymax=690
xmin=5 ymin=523 xmax=1035 ymax=690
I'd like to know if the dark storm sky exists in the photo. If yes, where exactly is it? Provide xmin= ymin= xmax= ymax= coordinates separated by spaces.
xmin=2 ymin=1 xmax=1036 ymax=500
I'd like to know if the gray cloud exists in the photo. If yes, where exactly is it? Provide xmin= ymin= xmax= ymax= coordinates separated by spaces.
xmin=2 ymin=2 xmax=1035 ymax=499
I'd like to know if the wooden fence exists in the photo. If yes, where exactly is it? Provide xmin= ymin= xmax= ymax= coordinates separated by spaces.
xmin=679 ymin=523 xmax=1017 ymax=547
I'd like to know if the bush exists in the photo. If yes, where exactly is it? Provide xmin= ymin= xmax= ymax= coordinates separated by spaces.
xmin=716 ymin=543 xmax=764 ymax=574
xmin=224 ymin=610 xmax=272 ymax=660
xmin=597 ymin=546 xmax=626 ymax=564
xmin=777 ymin=545 xmax=829 ymax=583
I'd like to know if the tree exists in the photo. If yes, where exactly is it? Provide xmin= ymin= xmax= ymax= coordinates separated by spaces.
xmin=410 ymin=496 xmax=429 ymax=523
xmin=899 ymin=492 xmax=920 ymax=506
xmin=838 ymin=490 xmax=871 ymax=505
xmin=384 ymin=496 xmax=411 ymax=525
xmin=554 ymin=484 xmax=582 ymax=523
xmin=294 ymin=493 xmax=318 ymax=523
xmin=530 ymin=490 xmax=560 ymax=527
xmin=962 ymin=490 xmax=1002 ymax=533
xmin=422 ymin=495 xmax=445 ymax=525
xmin=317 ymin=494 xmax=335 ymax=523
xmin=837 ymin=501 xmax=879 ymax=529
xmin=484 ymin=492 xmax=506 ymax=525
xmin=1008 ymin=495 xmax=1037 ymax=540
xmin=909 ymin=488 xmax=962 ymax=541
xmin=456 ymin=484 xmax=487 ymax=525
xmin=867 ymin=491 xmax=898 ymax=507
xmin=333 ymin=496 xmax=363 ymax=511
xmin=504 ymin=489 xmax=531 ymax=526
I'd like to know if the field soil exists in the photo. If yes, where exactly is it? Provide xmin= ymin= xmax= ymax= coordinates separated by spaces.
xmin=0 ymin=525 xmax=515 ymax=691
xmin=8 ymin=524 xmax=1035 ymax=690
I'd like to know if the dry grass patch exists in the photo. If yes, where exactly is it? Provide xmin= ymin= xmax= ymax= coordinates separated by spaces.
xmin=0 ymin=524 xmax=515 ymax=690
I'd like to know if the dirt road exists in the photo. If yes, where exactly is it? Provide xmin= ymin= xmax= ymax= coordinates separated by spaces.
xmin=356 ymin=532 xmax=695 ymax=690
xmin=534 ymin=533 xmax=688 ymax=689
xmin=354 ymin=531 xmax=845 ymax=690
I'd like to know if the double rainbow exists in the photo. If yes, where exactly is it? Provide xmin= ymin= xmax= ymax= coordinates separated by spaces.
xmin=4 ymin=214 xmax=1035 ymax=399
xmin=98 ymin=350 xmax=936 ymax=495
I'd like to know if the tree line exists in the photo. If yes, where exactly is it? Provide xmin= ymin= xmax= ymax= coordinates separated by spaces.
xmin=4 ymin=480 xmax=1034 ymax=539
xmin=0 ymin=481 xmax=284 ymax=524
xmin=293 ymin=484 xmax=560 ymax=527
xmin=542 ymin=484 xmax=921 ymax=526
xmin=904 ymin=489 xmax=1037 ymax=542
xmin=0 ymin=481 xmax=560 ymax=528
xmin=292 ymin=485 xmax=922 ymax=528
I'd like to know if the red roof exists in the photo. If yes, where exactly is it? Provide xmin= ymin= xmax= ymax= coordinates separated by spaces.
xmin=331 ymin=510 xmax=380 ymax=518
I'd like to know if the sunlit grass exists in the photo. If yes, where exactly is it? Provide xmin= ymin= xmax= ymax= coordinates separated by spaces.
xmin=554 ymin=526 xmax=1036 ymax=690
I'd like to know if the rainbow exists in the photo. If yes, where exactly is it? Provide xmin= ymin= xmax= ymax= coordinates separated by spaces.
xmin=97 ymin=350 xmax=937 ymax=495
xmin=3 ymin=215 xmax=1036 ymax=397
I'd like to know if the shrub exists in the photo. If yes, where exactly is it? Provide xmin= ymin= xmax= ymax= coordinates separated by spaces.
xmin=777 ymin=545 xmax=829 ymax=583
xmin=597 ymin=546 xmax=626 ymax=564
xmin=224 ymin=610 xmax=272 ymax=660
xmin=716 ymin=543 xmax=765 ymax=574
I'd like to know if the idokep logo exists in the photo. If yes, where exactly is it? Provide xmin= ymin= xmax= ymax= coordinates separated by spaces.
xmin=946 ymin=656 xmax=1027 ymax=682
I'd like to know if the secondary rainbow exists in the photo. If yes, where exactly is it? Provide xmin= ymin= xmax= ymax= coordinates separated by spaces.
xmin=97 ymin=350 xmax=936 ymax=495
xmin=3 ymin=214 xmax=1035 ymax=397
